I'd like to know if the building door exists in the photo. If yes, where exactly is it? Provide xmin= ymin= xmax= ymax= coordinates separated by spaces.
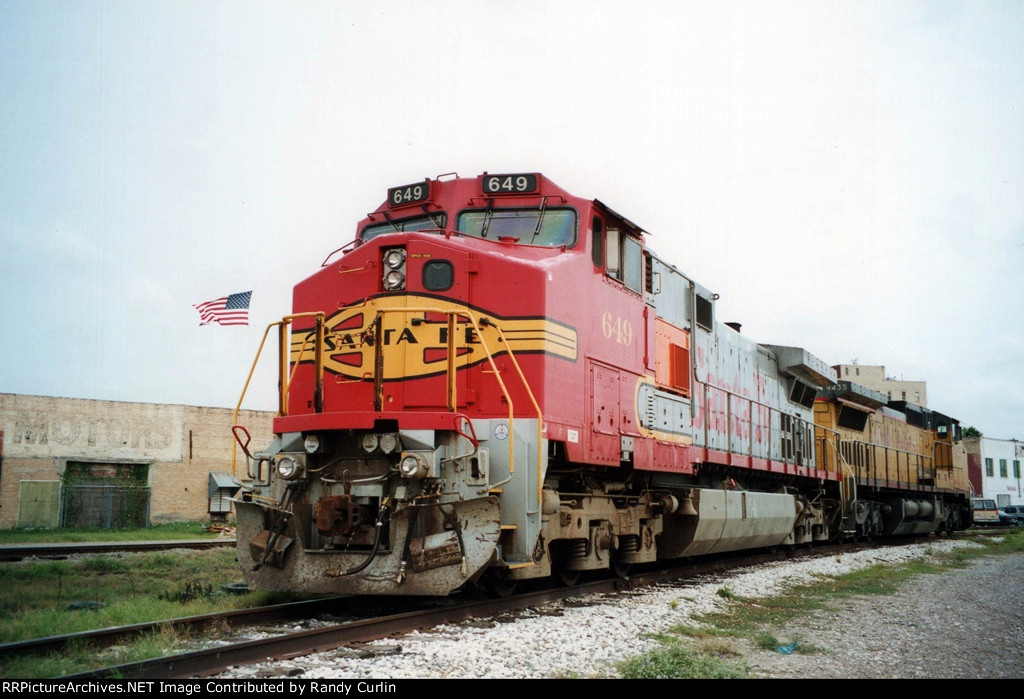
xmin=17 ymin=481 xmax=61 ymax=528
xmin=62 ymin=461 xmax=151 ymax=528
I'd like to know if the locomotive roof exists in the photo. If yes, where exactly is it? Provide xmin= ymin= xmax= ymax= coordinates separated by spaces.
xmin=760 ymin=344 xmax=837 ymax=387
xmin=819 ymin=380 xmax=888 ymax=409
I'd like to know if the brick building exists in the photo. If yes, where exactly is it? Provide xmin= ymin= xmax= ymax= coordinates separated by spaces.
xmin=0 ymin=394 xmax=274 ymax=528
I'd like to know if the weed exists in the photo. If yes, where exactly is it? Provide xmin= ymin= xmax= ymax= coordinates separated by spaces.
xmin=794 ymin=639 xmax=826 ymax=655
xmin=618 ymin=639 xmax=749 ymax=679
xmin=755 ymin=631 xmax=780 ymax=651
xmin=694 ymin=638 xmax=743 ymax=658
xmin=667 ymin=623 xmax=730 ymax=640
xmin=159 ymin=582 xmax=216 ymax=604
xmin=80 ymin=557 xmax=130 ymax=574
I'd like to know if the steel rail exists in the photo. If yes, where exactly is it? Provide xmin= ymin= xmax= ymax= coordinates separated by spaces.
xmin=0 ymin=596 xmax=356 ymax=661
xmin=0 ymin=539 xmax=234 ymax=562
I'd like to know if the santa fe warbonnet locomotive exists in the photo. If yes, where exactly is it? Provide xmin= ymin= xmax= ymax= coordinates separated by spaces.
xmin=231 ymin=172 xmax=972 ymax=596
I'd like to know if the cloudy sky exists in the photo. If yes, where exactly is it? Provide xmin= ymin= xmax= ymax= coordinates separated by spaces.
xmin=2 ymin=1 xmax=1022 ymax=438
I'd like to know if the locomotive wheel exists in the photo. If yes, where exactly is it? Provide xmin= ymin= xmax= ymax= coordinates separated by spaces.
xmin=549 ymin=544 xmax=581 ymax=587
xmin=554 ymin=566 xmax=581 ymax=587
xmin=486 ymin=573 xmax=519 ymax=598
xmin=610 ymin=556 xmax=631 ymax=579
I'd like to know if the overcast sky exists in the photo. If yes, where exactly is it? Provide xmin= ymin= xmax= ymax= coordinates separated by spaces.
xmin=2 ymin=1 xmax=1022 ymax=439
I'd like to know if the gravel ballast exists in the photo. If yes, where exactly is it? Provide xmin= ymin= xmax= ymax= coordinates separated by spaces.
xmin=221 ymin=539 xmax=1023 ymax=679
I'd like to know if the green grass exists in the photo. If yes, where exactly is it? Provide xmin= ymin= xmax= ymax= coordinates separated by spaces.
xmin=618 ymin=530 xmax=1024 ymax=678
xmin=1 ymin=628 xmax=190 ymax=679
xmin=618 ymin=638 xmax=749 ymax=679
xmin=0 ymin=546 xmax=316 ymax=678
xmin=0 ymin=522 xmax=223 ymax=545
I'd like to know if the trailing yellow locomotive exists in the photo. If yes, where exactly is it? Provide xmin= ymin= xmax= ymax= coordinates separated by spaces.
xmin=814 ymin=384 xmax=970 ymax=538
xmin=231 ymin=172 xmax=972 ymax=596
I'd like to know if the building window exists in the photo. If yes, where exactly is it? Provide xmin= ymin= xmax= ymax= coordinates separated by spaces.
xmin=845 ymin=367 xmax=849 ymax=376
xmin=915 ymin=392 xmax=920 ymax=403
xmin=985 ymin=458 xmax=994 ymax=477
xmin=901 ymin=391 xmax=906 ymax=400
xmin=1000 ymin=459 xmax=1008 ymax=477
xmin=1014 ymin=460 xmax=1021 ymax=479
xmin=855 ymin=368 xmax=860 ymax=376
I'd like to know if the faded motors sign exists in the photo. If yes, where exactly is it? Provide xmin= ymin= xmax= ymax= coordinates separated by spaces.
xmin=291 ymin=294 xmax=578 ymax=381
xmin=3 ymin=401 xmax=183 ymax=461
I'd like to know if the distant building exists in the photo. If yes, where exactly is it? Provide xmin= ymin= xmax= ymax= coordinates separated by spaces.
xmin=964 ymin=436 xmax=1024 ymax=507
xmin=833 ymin=364 xmax=927 ymax=407
xmin=0 ymin=394 xmax=274 ymax=529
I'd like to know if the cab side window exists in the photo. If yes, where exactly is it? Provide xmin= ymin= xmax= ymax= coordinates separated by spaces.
xmin=622 ymin=236 xmax=642 ymax=292
xmin=601 ymin=225 xmax=643 ymax=294
xmin=606 ymin=227 xmax=621 ymax=278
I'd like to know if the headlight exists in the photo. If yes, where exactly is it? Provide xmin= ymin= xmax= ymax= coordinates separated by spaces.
xmin=383 ymin=269 xmax=405 ymax=290
xmin=384 ymin=248 xmax=406 ymax=269
xmin=399 ymin=454 xmax=428 ymax=480
xmin=361 ymin=433 xmax=380 ymax=453
xmin=276 ymin=456 xmax=301 ymax=480
xmin=382 ymin=248 xmax=406 ymax=290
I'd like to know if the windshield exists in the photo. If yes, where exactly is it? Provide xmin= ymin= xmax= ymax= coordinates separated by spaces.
xmin=361 ymin=213 xmax=447 ymax=241
xmin=457 ymin=208 xmax=576 ymax=247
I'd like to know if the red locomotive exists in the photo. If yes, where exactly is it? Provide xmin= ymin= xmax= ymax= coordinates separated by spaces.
xmin=232 ymin=172 xmax=972 ymax=596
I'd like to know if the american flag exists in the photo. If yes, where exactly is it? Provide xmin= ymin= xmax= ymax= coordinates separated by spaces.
xmin=194 ymin=291 xmax=252 ymax=326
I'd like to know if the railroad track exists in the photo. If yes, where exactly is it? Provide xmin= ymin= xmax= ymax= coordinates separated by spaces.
xmin=966 ymin=525 xmax=1022 ymax=535
xmin=0 ymin=539 xmax=235 ymax=562
xmin=57 ymin=540 xmax=905 ymax=679
xmin=2 ymin=533 xmax=983 ymax=679
xmin=0 ymin=596 xmax=351 ymax=660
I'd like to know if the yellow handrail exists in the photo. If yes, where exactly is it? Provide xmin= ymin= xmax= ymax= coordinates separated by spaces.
xmin=818 ymin=432 xmax=856 ymax=512
xmin=484 ymin=319 xmax=545 ymax=510
xmin=234 ymin=305 xmax=545 ymax=517
xmin=365 ymin=306 xmax=545 ymax=509
xmin=231 ymin=312 xmax=325 ymax=477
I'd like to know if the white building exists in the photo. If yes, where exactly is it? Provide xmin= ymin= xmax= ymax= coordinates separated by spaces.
xmin=965 ymin=436 xmax=1024 ymax=506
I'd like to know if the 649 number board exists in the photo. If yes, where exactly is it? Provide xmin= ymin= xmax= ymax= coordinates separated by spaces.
xmin=482 ymin=173 xmax=538 ymax=194
xmin=388 ymin=181 xmax=430 ymax=207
